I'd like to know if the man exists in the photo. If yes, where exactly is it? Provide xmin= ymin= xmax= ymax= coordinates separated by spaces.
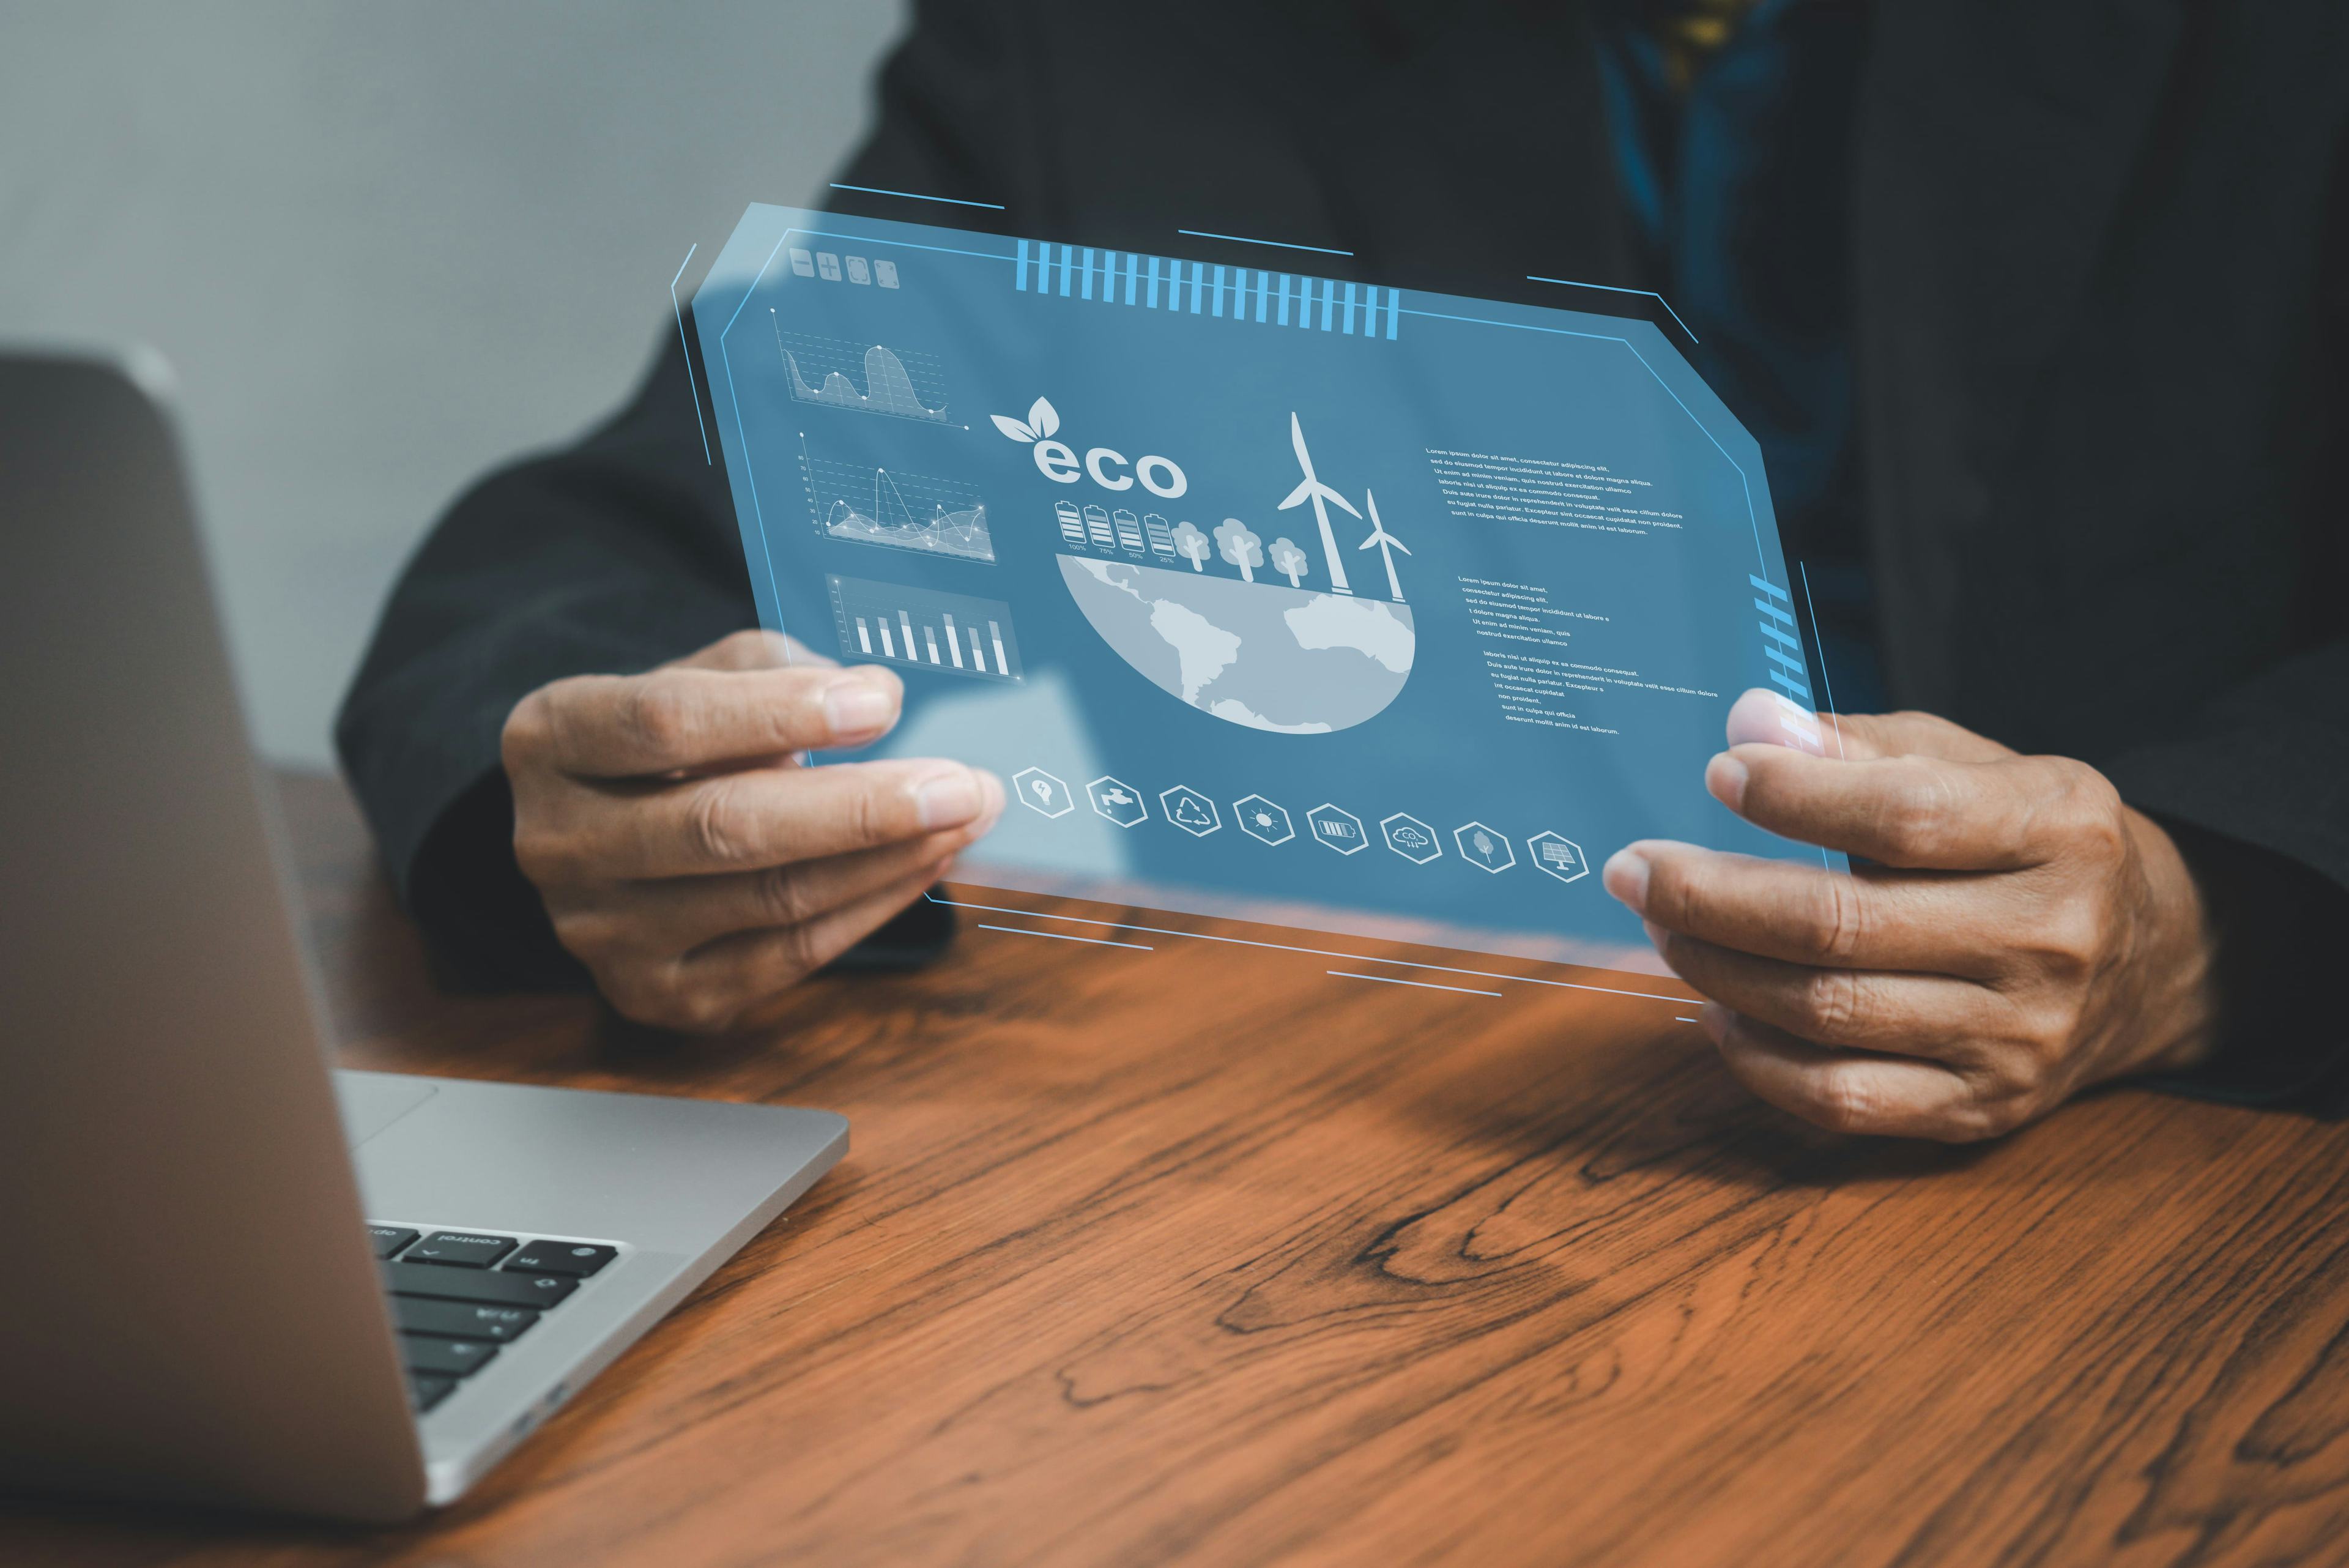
xmin=338 ymin=1 xmax=2348 ymax=1139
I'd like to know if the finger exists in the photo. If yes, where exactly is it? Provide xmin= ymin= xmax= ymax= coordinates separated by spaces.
xmin=598 ymin=757 xmax=1003 ymax=879
xmin=666 ymin=628 xmax=836 ymax=672
xmin=1723 ymin=689 xmax=2015 ymax=764
xmin=588 ymin=823 xmax=990 ymax=956
xmin=1604 ymin=840 xmax=2002 ymax=974
xmin=670 ymin=866 xmax=948 ymax=1031
xmin=1644 ymin=924 xmax=1998 ymax=1058
xmin=1705 ymin=745 xmax=2089 ymax=870
xmin=515 ymin=663 xmax=904 ymax=777
xmin=1705 ymin=1008 xmax=2011 ymax=1142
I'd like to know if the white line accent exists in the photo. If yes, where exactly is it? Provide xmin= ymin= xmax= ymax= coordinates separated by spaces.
xmin=976 ymin=923 xmax=1154 ymax=951
xmin=1327 ymin=970 xmax=1501 ymax=998
xmin=927 ymin=894 xmax=1699 ymax=1006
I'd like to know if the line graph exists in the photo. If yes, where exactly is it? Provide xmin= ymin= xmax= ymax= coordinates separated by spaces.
xmin=799 ymin=437 xmax=992 ymax=562
xmin=773 ymin=318 xmax=951 ymax=423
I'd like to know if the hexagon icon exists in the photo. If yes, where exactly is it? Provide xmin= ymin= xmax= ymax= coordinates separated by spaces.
xmin=1305 ymin=803 xmax=1367 ymax=855
xmin=1159 ymin=784 xmax=1221 ymax=838
xmin=1234 ymin=794 xmax=1293 ymax=845
xmin=1013 ymin=767 xmax=1074 ymax=819
xmin=1527 ymin=831 xmax=1589 ymax=883
xmin=1454 ymin=822 xmax=1516 ymax=874
xmin=1381 ymin=812 xmax=1442 ymax=864
xmin=1086 ymin=775 xmax=1148 ymax=828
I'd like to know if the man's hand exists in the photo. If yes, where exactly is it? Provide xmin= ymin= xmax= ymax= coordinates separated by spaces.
xmin=1602 ymin=689 xmax=2221 ymax=1141
xmin=502 ymin=630 xmax=1003 ymax=1033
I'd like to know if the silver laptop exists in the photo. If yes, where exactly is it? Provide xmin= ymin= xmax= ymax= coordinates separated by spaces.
xmin=0 ymin=349 xmax=847 ymax=1522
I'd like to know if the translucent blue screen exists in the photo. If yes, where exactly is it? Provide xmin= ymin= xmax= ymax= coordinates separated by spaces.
xmin=695 ymin=204 xmax=1833 ymax=976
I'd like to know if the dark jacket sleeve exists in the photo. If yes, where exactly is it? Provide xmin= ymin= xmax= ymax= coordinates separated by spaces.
xmin=2107 ymin=157 xmax=2349 ymax=1102
xmin=334 ymin=2 xmax=1041 ymax=987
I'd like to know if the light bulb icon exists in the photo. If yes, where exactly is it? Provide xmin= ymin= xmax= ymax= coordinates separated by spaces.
xmin=1013 ymin=767 xmax=1074 ymax=819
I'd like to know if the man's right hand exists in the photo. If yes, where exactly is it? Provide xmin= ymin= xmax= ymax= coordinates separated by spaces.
xmin=500 ymin=630 xmax=1003 ymax=1033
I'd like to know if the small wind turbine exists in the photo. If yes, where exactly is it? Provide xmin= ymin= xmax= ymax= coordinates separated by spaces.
xmin=1356 ymin=489 xmax=1410 ymax=601
xmin=1278 ymin=412 xmax=1360 ymax=596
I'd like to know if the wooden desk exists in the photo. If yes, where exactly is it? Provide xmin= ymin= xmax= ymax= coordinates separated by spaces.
xmin=10 ymin=771 xmax=2349 ymax=1567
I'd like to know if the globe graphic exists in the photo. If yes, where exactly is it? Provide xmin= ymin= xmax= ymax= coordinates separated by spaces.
xmin=1058 ymin=555 xmax=1416 ymax=734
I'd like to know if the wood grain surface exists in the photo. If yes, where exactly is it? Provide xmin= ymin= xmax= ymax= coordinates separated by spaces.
xmin=8 ymin=771 xmax=2349 ymax=1567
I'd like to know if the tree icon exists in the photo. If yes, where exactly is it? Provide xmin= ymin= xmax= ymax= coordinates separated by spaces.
xmin=1214 ymin=518 xmax=1264 ymax=582
xmin=1170 ymin=520 xmax=1211 ymax=571
xmin=1269 ymin=536 xmax=1310 ymax=587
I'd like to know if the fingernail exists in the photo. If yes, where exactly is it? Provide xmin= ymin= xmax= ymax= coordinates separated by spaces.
xmin=1706 ymin=753 xmax=1750 ymax=811
xmin=1699 ymin=1001 xmax=1733 ymax=1043
xmin=823 ymin=675 xmax=894 ymax=738
xmin=914 ymin=767 xmax=984 ymax=830
xmin=1603 ymin=847 xmax=1650 ymax=913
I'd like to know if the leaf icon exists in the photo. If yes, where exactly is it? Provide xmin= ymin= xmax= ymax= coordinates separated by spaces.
xmin=990 ymin=414 xmax=1037 ymax=442
xmin=1028 ymin=396 xmax=1059 ymax=438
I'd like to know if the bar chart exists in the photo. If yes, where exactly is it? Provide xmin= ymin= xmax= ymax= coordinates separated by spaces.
xmin=827 ymin=574 xmax=1024 ymax=683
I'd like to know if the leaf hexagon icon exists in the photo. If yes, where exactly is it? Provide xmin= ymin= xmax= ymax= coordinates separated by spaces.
xmin=990 ymin=414 xmax=1037 ymax=442
xmin=1028 ymin=397 xmax=1059 ymax=437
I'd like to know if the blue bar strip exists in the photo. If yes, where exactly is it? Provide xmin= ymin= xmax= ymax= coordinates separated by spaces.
xmin=1342 ymin=281 xmax=1357 ymax=334
xmin=1212 ymin=265 xmax=1225 ymax=317
xmin=1081 ymin=248 xmax=1094 ymax=300
xmin=1254 ymin=272 xmax=1269 ymax=322
xmin=1386 ymin=287 xmax=1401 ymax=340
xmin=1124 ymin=253 xmax=1138 ymax=305
xmin=1015 ymin=239 xmax=1030 ymax=291
xmin=1753 ymin=596 xmax=1797 ymax=626
xmin=1147 ymin=256 xmax=1160 ymax=309
xmin=1319 ymin=280 xmax=1334 ymax=331
xmin=1764 ymin=644 xmax=1806 ymax=675
xmin=1277 ymin=275 xmax=1291 ymax=326
xmin=1767 ymin=669 xmax=1812 ymax=700
xmin=1058 ymin=245 xmax=1072 ymax=297
xmin=1189 ymin=262 xmax=1204 ymax=313
xmin=1757 ymin=620 xmax=1803 ymax=653
xmin=1750 ymin=573 xmax=1792 ymax=603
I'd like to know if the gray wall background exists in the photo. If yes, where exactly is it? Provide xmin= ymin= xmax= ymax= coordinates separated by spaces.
xmin=1 ymin=2 xmax=908 ymax=765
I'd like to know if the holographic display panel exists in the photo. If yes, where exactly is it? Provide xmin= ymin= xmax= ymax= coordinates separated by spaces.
xmin=696 ymin=204 xmax=1836 ymax=976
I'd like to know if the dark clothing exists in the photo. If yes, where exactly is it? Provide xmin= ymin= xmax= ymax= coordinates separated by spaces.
xmin=1596 ymin=0 xmax=1881 ymax=705
xmin=338 ymin=1 xmax=2349 ymax=1095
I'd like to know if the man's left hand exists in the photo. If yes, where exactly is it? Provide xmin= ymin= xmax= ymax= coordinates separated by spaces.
xmin=1603 ymin=690 xmax=2221 ymax=1141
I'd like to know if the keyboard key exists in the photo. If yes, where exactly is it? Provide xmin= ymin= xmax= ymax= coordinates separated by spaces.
xmin=401 ymin=1231 xmax=518 ymax=1269
xmin=401 ymin=1334 xmax=500 ymax=1379
xmin=368 ymin=1225 xmax=420 ymax=1260
xmin=507 ymin=1240 xmax=617 ymax=1278
xmin=382 ymin=1260 xmax=577 ymax=1310
xmin=394 ymin=1296 xmax=538 ymax=1343
xmin=407 ymin=1372 xmax=457 ymax=1412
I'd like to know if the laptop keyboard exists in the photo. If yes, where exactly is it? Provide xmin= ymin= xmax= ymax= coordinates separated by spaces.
xmin=368 ymin=1225 xmax=617 ymax=1413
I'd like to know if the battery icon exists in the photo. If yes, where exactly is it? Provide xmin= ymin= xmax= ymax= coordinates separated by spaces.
xmin=1055 ymin=501 xmax=1085 ymax=544
xmin=1113 ymin=508 xmax=1145 ymax=552
xmin=1083 ymin=504 xmax=1115 ymax=548
xmin=1144 ymin=513 xmax=1176 ymax=555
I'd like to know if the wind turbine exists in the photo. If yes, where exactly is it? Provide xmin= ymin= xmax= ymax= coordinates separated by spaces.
xmin=1356 ymin=489 xmax=1410 ymax=601
xmin=1278 ymin=412 xmax=1360 ymax=595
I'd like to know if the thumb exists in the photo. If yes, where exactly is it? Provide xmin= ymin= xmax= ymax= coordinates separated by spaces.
xmin=1722 ymin=688 xmax=2014 ymax=764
